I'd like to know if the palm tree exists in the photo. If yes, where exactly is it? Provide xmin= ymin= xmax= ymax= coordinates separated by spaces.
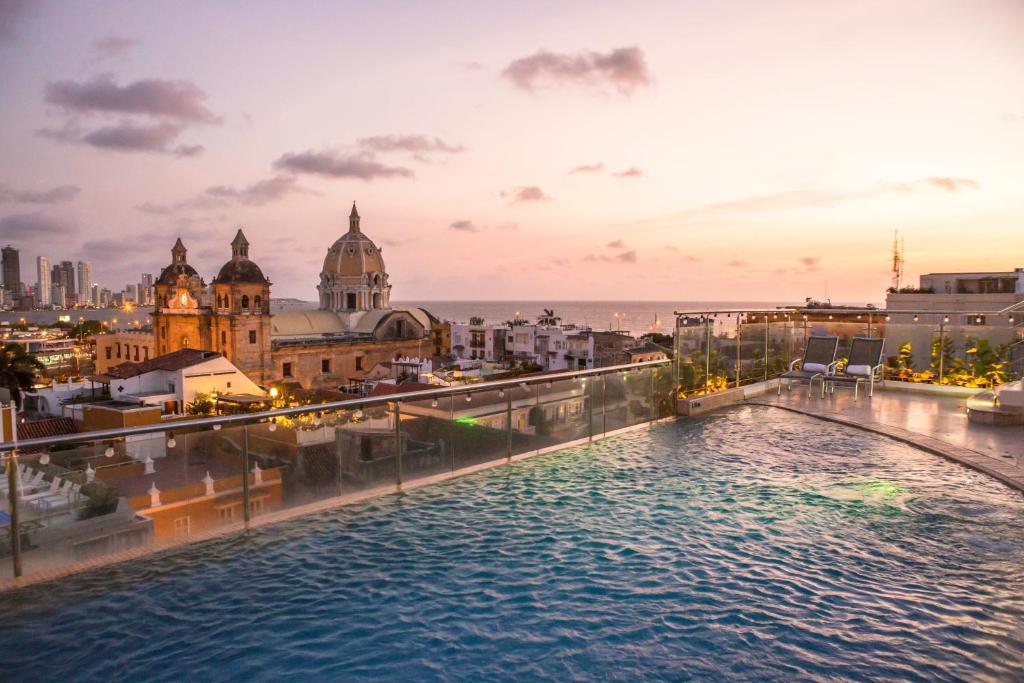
xmin=0 ymin=343 xmax=44 ymax=409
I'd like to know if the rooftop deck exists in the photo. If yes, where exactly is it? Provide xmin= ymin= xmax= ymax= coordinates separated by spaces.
xmin=752 ymin=387 xmax=1024 ymax=493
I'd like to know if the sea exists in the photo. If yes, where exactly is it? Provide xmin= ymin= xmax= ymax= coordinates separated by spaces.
xmin=2 ymin=300 xmax=807 ymax=336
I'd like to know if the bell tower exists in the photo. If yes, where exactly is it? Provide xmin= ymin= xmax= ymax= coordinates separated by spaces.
xmin=211 ymin=228 xmax=272 ymax=383
xmin=152 ymin=238 xmax=211 ymax=356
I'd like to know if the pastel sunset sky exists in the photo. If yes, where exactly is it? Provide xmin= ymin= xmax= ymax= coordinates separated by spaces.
xmin=1 ymin=0 xmax=1022 ymax=302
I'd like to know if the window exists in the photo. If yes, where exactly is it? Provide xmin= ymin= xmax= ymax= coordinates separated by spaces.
xmin=355 ymin=356 xmax=364 ymax=371
xmin=218 ymin=505 xmax=239 ymax=525
xmin=322 ymin=358 xmax=331 ymax=373
xmin=395 ymin=320 xmax=406 ymax=337
xmin=283 ymin=362 xmax=293 ymax=378
xmin=182 ymin=336 xmax=190 ymax=348
xmin=143 ymin=347 xmax=149 ymax=360
xmin=254 ymin=295 xmax=262 ymax=312
xmin=249 ymin=497 xmax=265 ymax=517
xmin=249 ymin=330 xmax=257 ymax=344
xmin=221 ymin=331 xmax=227 ymax=347
xmin=241 ymin=294 xmax=250 ymax=310
xmin=346 ymin=292 xmax=357 ymax=309
xmin=173 ymin=516 xmax=191 ymax=539
xmin=105 ymin=347 xmax=111 ymax=360
xmin=134 ymin=345 xmax=140 ymax=361
xmin=116 ymin=343 xmax=121 ymax=358
xmin=216 ymin=294 xmax=222 ymax=308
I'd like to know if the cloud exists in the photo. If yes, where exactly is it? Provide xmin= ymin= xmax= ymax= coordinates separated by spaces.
xmin=79 ymin=238 xmax=146 ymax=260
xmin=1001 ymin=113 xmax=1024 ymax=124
xmin=613 ymin=167 xmax=644 ymax=178
xmin=91 ymin=35 xmax=139 ymax=61
xmin=449 ymin=219 xmax=480 ymax=233
xmin=460 ymin=61 xmax=486 ymax=72
xmin=0 ymin=212 xmax=75 ymax=239
xmin=798 ymin=256 xmax=821 ymax=271
xmin=616 ymin=250 xmax=637 ymax=263
xmin=924 ymin=177 xmax=979 ymax=192
xmin=583 ymin=250 xmax=637 ymax=264
xmin=205 ymin=175 xmax=311 ymax=206
xmin=273 ymin=149 xmax=414 ymax=180
xmin=0 ymin=0 xmax=32 ymax=42
xmin=79 ymin=121 xmax=201 ymax=156
xmin=502 ymin=46 xmax=651 ymax=95
xmin=501 ymin=186 xmax=551 ymax=203
xmin=357 ymin=134 xmax=464 ymax=156
xmin=0 ymin=183 xmax=80 ymax=204
xmin=727 ymin=260 xmax=747 ymax=268
xmin=497 ymin=221 xmax=519 ymax=231
xmin=606 ymin=239 xmax=626 ymax=249
xmin=44 ymin=74 xmax=220 ymax=123
xmin=569 ymin=162 xmax=605 ymax=174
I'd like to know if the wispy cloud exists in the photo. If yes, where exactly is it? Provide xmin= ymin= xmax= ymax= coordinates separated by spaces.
xmin=606 ymin=239 xmax=626 ymax=249
xmin=0 ymin=212 xmax=75 ymax=239
xmin=1001 ymin=113 xmax=1024 ymax=124
xmin=613 ymin=167 xmax=644 ymax=178
xmin=449 ymin=219 xmax=480 ymax=233
xmin=138 ymin=175 xmax=312 ymax=215
xmin=273 ymin=149 xmax=414 ymax=180
xmin=501 ymin=186 xmax=551 ymax=203
xmin=798 ymin=256 xmax=821 ymax=271
xmin=583 ymin=249 xmax=637 ymax=264
xmin=358 ymin=134 xmax=464 ymax=156
xmin=502 ymin=46 xmax=651 ymax=95
xmin=0 ymin=183 xmax=80 ymax=204
xmin=924 ymin=177 xmax=978 ymax=192
xmin=44 ymin=74 xmax=220 ymax=123
xmin=727 ymin=259 xmax=747 ymax=268
xmin=90 ymin=35 xmax=139 ymax=61
xmin=569 ymin=162 xmax=605 ymax=174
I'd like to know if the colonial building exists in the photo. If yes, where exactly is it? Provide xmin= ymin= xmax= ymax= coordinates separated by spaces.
xmin=150 ymin=205 xmax=435 ymax=390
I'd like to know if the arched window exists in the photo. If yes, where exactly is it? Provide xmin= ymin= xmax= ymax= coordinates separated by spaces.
xmin=216 ymin=294 xmax=222 ymax=308
xmin=254 ymin=295 xmax=262 ymax=312
xmin=221 ymin=331 xmax=227 ymax=347
xmin=346 ymin=292 xmax=357 ymax=309
xmin=373 ymin=292 xmax=381 ymax=309
xmin=241 ymin=295 xmax=250 ymax=310
xmin=182 ymin=336 xmax=190 ymax=348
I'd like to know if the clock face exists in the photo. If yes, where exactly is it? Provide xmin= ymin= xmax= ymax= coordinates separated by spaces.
xmin=180 ymin=292 xmax=189 ymax=306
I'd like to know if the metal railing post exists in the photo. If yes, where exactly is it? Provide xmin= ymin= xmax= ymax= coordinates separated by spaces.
xmin=394 ymin=401 xmax=403 ymax=489
xmin=601 ymin=374 xmax=607 ymax=436
xmin=735 ymin=317 xmax=742 ymax=389
xmin=764 ymin=318 xmax=770 ymax=382
xmin=938 ymin=318 xmax=946 ymax=383
xmin=649 ymin=366 xmax=656 ymax=420
xmin=242 ymin=426 xmax=251 ymax=528
xmin=506 ymin=390 xmax=513 ymax=460
xmin=7 ymin=453 xmax=22 ymax=578
xmin=704 ymin=317 xmax=712 ymax=395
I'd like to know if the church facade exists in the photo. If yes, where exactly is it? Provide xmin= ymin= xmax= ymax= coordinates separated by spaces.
xmin=151 ymin=205 xmax=435 ymax=390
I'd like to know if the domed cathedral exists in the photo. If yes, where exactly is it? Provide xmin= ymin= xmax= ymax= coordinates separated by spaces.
xmin=318 ymin=203 xmax=391 ymax=315
xmin=152 ymin=238 xmax=211 ymax=356
xmin=210 ymin=230 xmax=273 ymax=382
xmin=152 ymin=230 xmax=273 ymax=382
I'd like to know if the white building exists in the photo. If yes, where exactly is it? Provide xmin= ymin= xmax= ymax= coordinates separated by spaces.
xmin=451 ymin=320 xmax=634 ymax=372
xmin=36 ymin=255 xmax=51 ymax=306
xmin=96 ymin=348 xmax=266 ymax=413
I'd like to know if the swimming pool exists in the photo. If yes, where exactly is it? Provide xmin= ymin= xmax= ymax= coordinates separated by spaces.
xmin=2 ymin=405 xmax=1023 ymax=681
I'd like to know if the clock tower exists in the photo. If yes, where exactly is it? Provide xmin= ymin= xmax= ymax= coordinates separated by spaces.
xmin=152 ymin=238 xmax=212 ymax=356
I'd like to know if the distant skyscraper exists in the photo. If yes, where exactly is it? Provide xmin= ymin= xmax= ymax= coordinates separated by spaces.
xmin=36 ymin=256 xmax=51 ymax=306
xmin=2 ymin=245 xmax=21 ymax=294
xmin=141 ymin=272 xmax=154 ymax=305
xmin=51 ymin=283 xmax=66 ymax=308
xmin=58 ymin=261 xmax=75 ymax=303
xmin=77 ymin=261 xmax=93 ymax=305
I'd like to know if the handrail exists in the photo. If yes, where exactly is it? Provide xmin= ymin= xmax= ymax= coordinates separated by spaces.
xmin=1 ymin=359 xmax=671 ymax=452
xmin=673 ymin=305 xmax=1023 ymax=319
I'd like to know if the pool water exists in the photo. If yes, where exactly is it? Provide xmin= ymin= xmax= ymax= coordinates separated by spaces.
xmin=2 ymin=406 xmax=1024 ymax=681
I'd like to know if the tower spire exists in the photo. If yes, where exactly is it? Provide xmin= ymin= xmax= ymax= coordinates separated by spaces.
xmin=349 ymin=202 xmax=360 ymax=233
xmin=231 ymin=228 xmax=250 ymax=260
xmin=172 ymin=237 xmax=187 ymax=265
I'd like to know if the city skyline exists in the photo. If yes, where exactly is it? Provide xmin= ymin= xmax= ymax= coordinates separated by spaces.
xmin=1 ymin=0 xmax=1023 ymax=302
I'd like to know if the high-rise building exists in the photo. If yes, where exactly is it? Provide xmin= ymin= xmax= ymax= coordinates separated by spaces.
xmin=141 ymin=273 xmax=154 ymax=305
xmin=77 ymin=261 xmax=93 ymax=305
xmin=36 ymin=256 xmax=52 ymax=306
xmin=51 ymin=283 xmax=66 ymax=308
xmin=57 ymin=261 xmax=75 ymax=304
xmin=2 ymin=245 xmax=21 ymax=294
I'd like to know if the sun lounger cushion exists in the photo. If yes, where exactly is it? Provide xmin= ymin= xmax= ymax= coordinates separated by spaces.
xmin=803 ymin=363 xmax=828 ymax=373
xmin=845 ymin=364 xmax=872 ymax=376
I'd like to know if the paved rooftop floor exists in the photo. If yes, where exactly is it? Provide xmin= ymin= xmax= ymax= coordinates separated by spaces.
xmin=751 ymin=387 xmax=1024 ymax=493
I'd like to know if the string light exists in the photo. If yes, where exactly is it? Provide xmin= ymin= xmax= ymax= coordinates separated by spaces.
xmin=268 ymin=418 xmax=277 ymax=432
xmin=431 ymin=399 xmax=439 ymax=408
xmin=104 ymin=447 xmax=114 ymax=458
xmin=167 ymin=433 xmax=176 ymax=448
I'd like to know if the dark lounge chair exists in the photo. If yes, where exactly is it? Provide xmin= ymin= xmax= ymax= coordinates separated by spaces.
xmin=823 ymin=337 xmax=886 ymax=399
xmin=778 ymin=335 xmax=839 ymax=397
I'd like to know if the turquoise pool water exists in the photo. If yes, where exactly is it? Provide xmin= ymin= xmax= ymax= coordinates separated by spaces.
xmin=2 ymin=406 xmax=1023 ymax=681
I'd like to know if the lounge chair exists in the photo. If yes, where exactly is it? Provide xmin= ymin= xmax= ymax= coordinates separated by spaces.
xmin=778 ymin=336 xmax=839 ymax=397
xmin=823 ymin=337 xmax=886 ymax=399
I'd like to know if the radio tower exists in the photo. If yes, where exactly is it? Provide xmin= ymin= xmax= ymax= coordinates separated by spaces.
xmin=890 ymin=230 xmax=904 ymax=291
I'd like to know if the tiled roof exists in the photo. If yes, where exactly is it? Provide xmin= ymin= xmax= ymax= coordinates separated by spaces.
xmin=102 ymin=349 xmax=222 ymax=380
xmin=17 ymin=417 xmax=78 ymax=441
xmin=369 ymin=381 xmax=436 ymax=397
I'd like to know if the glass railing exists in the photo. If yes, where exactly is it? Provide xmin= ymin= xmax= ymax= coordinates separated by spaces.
xmin=0 ymin=359 xmax=671 ymax=585
xmin=672 ymin=306 xmax=1024 ymax=397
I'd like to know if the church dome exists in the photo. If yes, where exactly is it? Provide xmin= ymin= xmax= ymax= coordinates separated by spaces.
xmin=212 ymin=229 xmax=269 ymax=284
xmin=157 ymin=238 xmax=201 ymax=285
xmin=321 ymin=204 xmax=386 ymax=278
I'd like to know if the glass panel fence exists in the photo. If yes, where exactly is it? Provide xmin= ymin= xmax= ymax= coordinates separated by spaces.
xmin=2 ymin=362 xmax=673 ymax=583
xmin=398 ymin=394 xmax=456 ymax=483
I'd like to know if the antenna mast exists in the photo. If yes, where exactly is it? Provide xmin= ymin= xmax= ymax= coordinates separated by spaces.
xmin=891 ymin=230 xmax=904 ymax=291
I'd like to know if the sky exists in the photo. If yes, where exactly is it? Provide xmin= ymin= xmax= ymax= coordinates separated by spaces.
xmin=1 ymin=0 xmax=1022 ymax=303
